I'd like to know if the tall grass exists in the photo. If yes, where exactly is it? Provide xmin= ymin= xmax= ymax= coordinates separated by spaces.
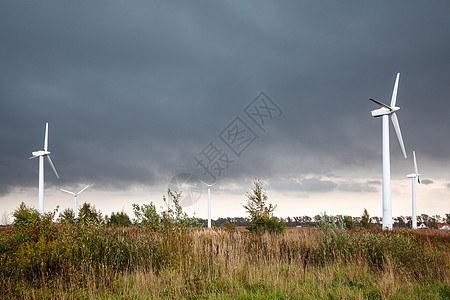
xmin=1 ymin=221 xmax=449 ymax=299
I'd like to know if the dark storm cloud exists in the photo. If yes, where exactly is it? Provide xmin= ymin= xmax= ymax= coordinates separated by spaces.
xmin=367 ymin=180 xmax=382 ymax=186
xmin=1 ymin=1 xmax=450 ymax=196
xmin=337 ymin=181 xmax=378 ymax=193
xmin=295 ymin=178 xmax=337 ymax=193
xmin=420 ymin=179 xmax=433 ymax=185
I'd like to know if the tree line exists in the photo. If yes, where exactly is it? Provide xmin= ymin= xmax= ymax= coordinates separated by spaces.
xmin=6 ymin=178 xmax=450 ymax=231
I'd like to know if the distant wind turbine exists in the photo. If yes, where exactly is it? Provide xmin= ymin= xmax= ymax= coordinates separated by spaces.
xmin=407 ymin=151 xmax=420 ymax=230
xmin=60 ymin=185 xmax=90 ymax=219
xmin=198 ymin=178 xmax=225 ymax=228
xmin=369 ymin=73 xmax=407 ymax=230
xmin=29 ymin=122 xmax=60 ymax=215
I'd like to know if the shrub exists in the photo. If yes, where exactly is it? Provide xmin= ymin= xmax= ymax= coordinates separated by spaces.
xmin=133 ymin=190 xmax=201 ymax=233
xmin=78 ymin=202 xmax=103 ymax=225
xmin=360 ymin=208 xmax=372 ymax=228
xmin=107 ymin=211 xmax=132 ymax=227
xmin=58 ymin=208 xmax=75 ymax=224
xmin=12 ymin=202 xmax=40 ymax=227
xmin=243 ymin=179 xmax=285 ymax=234
xmin=247 ymin=216 xmax=286 ymax=234
xmin=342 ymin=215 xmax=355 ymax=229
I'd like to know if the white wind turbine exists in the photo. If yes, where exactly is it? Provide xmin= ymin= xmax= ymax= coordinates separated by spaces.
xmin=198 ymin=178 xmax=225 ymax=228
xmin=370 ymin=73 xmax=407 ymax=230
xmin=407 ymin=151 xmax=420 ymax=229
xmin=29 ymin=122 xmax=60 ymax=215
xmin=60 ymin=185 xmax=90 ymax=219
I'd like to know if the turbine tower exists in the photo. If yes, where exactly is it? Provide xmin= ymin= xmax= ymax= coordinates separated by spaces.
xmin=60 ymin=185 xmax=90 ymax=219
xmin=407 ymin=151 xmax=420 ymax=229
xmin=198 ymin=178 xmax=225 ymax=228
xmin=369 ymin=73 xmax=407 ymax=230
xmin=29 ymin=122 xmax=60 ymax=215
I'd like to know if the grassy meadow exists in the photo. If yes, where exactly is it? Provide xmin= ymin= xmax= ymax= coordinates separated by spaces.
xmin=1 ymin=218 xmax=449 ymax=299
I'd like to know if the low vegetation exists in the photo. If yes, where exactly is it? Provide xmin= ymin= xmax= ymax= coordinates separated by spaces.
xmin=1 ymin=195 xmax=449 ymax=299
xmin=243 ymin=179 xmax=286 ymax=234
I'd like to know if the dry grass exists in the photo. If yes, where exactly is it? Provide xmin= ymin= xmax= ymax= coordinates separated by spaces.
xmin=1 ymin=225 xmax=449 ymax=299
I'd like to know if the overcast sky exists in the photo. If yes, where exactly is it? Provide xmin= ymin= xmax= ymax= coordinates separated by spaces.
xmin=1 ymin=0 xmax=449 ymax=222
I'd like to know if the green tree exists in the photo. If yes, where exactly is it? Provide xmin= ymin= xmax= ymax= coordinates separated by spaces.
xmin=429 ymin=216 xmax=438 ymax=229
xmin=433 ymin=215 xmax=441 ymax=223
xmin=243 ymin=179 xmax=275 ymax=220
xmin=108 ymin=211 xmax=132 ymax=227
xmin=243 ymin=179 xmax=285 ymax=234
xmin=132 ymin=201 xmax=160 ymax=229
xmin=372 ymin=216 xmax=381 ymax=226
xmin=78 ymin=202 xmax=103 ymax=225
xmin=342 ymin=216 xmax=355 ymax=229
xmin=58 ymin=208 xmax=75 ymax=224
xmin=133 ymin=190 xmax=201 ymax=232
xmin=420 ymin=214 xmax=430 ymax=227
xmin=302 ymin=215 xmax=312 ymax=224
xmin=12 ymin=202 xmax=40 ymax=227
xmin=316 ymin=213 xmax=335 ymax=228
xmin=313 ymin=214 xmax=322 ymax=224
xmin=394 ymin=216 xmax=406 ymax=228
xmin=406 ymin=216 xmax=412 ymax=228
xmin=360 ymin=208 xmax=372 ymax=228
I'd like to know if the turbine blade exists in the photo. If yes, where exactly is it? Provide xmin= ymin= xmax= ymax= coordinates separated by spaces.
xmin=413 ymin=151 xmax=418 ymax=174
xmin=60 ymin=189 xmax=76 ymax=195
xmin=390 ymin=73 xmax=400 ymax=107
xmin=391 ymin=113 xmax=407 ymax=158
xmin=211 ymin=178 xmax=226 ymax=187
xmin=369 ymin=98 xmax=391 ymax=110
xmin=44 ymin=122 xmax=49 ymax=152
xmin=418 ymin=176 xmax=420 ymax=184
xmin=194 ymin=176 xmax=209 ymax=187
xmin=46 ymin=155 xmax=60 ymax=179
xmin=29 ymin=156 xmax=37 ymax=159
xmin=77 ymin=185 xmax=90 ymax=195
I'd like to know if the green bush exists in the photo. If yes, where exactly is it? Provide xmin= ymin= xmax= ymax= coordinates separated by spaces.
xmin=12 ymin=202 xmax=40 ymax=228
xmin=360 ymin=208 xmax=372 ymax=228
xmin=247 ymin=216 xmax=286 ymax=234
xmin=243 ymin=179 xmax=285 ymax=234
xmin=132 ymin=190 xmax=201 ymax=233
xmin=311 ymin=226 xmax=447 ymax=280
xmin=107 ymin=211 xmax=132 ymax=227
xmin=58 ymin=208 xmax=75 ymax=224
xmin=78 ymin=202 xmax=103 ymax=225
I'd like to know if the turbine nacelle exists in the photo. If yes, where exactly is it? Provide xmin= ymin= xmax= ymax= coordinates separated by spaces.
xmin=30 ymin=150 xmax=51 ymax=158
xmin=407 ymin=173 xmax=420 ymax=178
xmin=370 ymin=106 xmax=400 ymax=117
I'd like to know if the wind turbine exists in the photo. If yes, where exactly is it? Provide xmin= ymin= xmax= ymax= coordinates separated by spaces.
xmin=60 ymin=185 xmax=90 ymax=219
xmin=29 ymin=122 xmax=60 ymax=215
xmin=370 ymin=73 xmax=407 ymax=230
xmin=198 ymin=178 xmax=225 ymax=228
xmin=407 ymin=151 xmax=420 ymax=229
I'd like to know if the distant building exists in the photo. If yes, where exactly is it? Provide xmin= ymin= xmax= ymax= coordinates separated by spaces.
xmin=417 ymin=223 xmax=428 ymax=229
xmin=438 ymin=223 xmax=450 ymax=230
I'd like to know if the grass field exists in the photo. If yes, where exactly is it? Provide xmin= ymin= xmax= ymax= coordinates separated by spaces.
xmin=1 ymin=220 xmax=449 ymax=299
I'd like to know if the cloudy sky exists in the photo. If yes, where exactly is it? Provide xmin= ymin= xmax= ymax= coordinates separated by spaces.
xmin=1 ymin=0 xmax=449 ymax=222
